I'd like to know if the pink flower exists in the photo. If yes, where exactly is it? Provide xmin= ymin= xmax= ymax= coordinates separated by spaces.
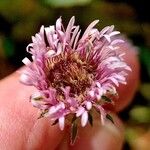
xmin=20 ymin=16 xmax=131 ymax=137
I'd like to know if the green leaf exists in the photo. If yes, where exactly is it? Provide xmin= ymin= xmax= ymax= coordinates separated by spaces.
xmin=71 ymin=122 xmax=78 ymax=145
xmin=71 ymin=115 xmax=77 ymax=123
xmin=33 ymin=96 xmax=43 ymax=101
xmin=101 ymin=96 xmax=112 ymax=102
xmin=37 ymin=109 xmax=48 ymax=119
xmin=88 ymin=112 xmax=93 ymax=126
xmin=52 ymin=119 xmax=59 ymax=125
xmin=106 ymin=114 xmax=114 ymax=124
xmin=37 ymin=113 xmax=44 ymax=119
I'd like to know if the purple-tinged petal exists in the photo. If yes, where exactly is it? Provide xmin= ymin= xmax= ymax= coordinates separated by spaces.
xmin=76 ymin=107 xmax=85 ymax=117
xmin=103 ymin=34 xmax=111 ymax=43
xmin=111 ymin=39 xmax=124 ymax=45
xmin=22 ymin=57 xmax=32 ymax=66
xmin=65 ymin=16 xmax=75 ymax=41
xmin=81 ymin=20 xmax=99 ymax=41
xmin=31 ymin=91 xmax=42 ymax=100
xmin=86 ymin=101 xmax=92 ymax=110
xmin=45 ymin=50 xmax=56 ymax=58
xmin=89 ymin=90 xmax=95 ymax=97
xmin=26 ymin=43 xmax=33 ymax=53
xmin=70 ymin=25 xmax=80 ymax=46
xmin=56 ymin=17 xmax=62 ymax=31
xmin=20 ymin=74 xmax=33 ymax=86
xmin=109 ymin=31 xmax=120 ymax=37
xmin=81 ymin=111 xmax=88 ymax=127
xmin=49 ymin=106 xmax=57 ymax=115
xmin=73 ymin=30 xmax=81 ymax=49
xmin=99 ymin=107 xmax=106 ymax=125
xmin=125 ymin=65 xmax=132 ymax=71
xmin=59 ymin=116 xmax=65 ymax=130
xmin=100 ymin=26 xmax=110 ymax=36
xmin=56 ymin=43 xmax=63 ymax=55
xmin=108 ymin=77 xmax=119 ymax=87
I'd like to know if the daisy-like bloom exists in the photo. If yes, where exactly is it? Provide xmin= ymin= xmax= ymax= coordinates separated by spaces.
xmin=20 ymin=16 xmax=131 ymax=143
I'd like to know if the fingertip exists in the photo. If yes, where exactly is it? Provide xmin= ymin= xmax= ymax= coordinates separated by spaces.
xmin=26 ymin=118 xmax=65 ymax=150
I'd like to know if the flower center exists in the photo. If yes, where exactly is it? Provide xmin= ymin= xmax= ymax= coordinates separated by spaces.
xmin=46 ymin=53 xmax=94 ymax=96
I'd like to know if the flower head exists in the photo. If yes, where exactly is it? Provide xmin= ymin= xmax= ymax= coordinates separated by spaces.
xmin=20 ymin=16 xmax=131 ymax=143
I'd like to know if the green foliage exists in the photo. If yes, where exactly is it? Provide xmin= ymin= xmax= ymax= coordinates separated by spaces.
xmin=140 ymin=84 xmax=150 ymax=101
xmin=139 ymin=46 xmax=150 ymax=77
xmin=42 ymin=0 xmax=91 ymax=7
xmin=130 ymin=106 xmax=150 ymax=123
xmin=3 ymin=37 xmax=15 ymax=58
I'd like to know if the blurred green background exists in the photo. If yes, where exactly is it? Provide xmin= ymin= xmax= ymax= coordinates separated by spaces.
xmin=0 ymin=0 xmax=150 ymax=149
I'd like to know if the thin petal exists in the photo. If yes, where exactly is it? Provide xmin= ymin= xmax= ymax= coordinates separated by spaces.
xmin=70 ymin=25 xmax=80 ymax=46
xmin=76 ymin=107 xmax=85 ymax=117
xmin=45 ymin=50 xmax=55 ymax=58
xmin=111 ymin=39 xmax=124 ymax=45
xmin=22 ymin=57 xmax=32 ymax=66
xmin=20 ymin=74 xmax=33 ymax=86
xmin=109 ymin=31 xmax=120 ymax=37
xmin=100 ymin=26 xmax=110 ymax=35
xmin=103 ymin=34 xmax=111 ymax=42
xmin=49 ymin=106 xmax=57 ymax=115
xmin=86 ymin=101 xmax=92 ymax=110
xmin=81 ymin=111 xmax=88 ymax=127
xmin=31 ymin=91 xmax=42 ymax=100
xmin=65 ymin=16 xmax=75 ymax=41
xmin=81 ymin=20 xmax=99 ymax=41
xmin=59 ymin=116 xmax=65 ymax=130
xmin=89 ymin=90 xmax=95 ymax=97
xmin=56 ymin=17 xmax=62 ymax=30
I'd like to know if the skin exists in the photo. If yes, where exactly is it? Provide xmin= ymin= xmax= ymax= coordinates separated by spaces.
xmin=0 ymin=45 xmax=139 ymax=150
